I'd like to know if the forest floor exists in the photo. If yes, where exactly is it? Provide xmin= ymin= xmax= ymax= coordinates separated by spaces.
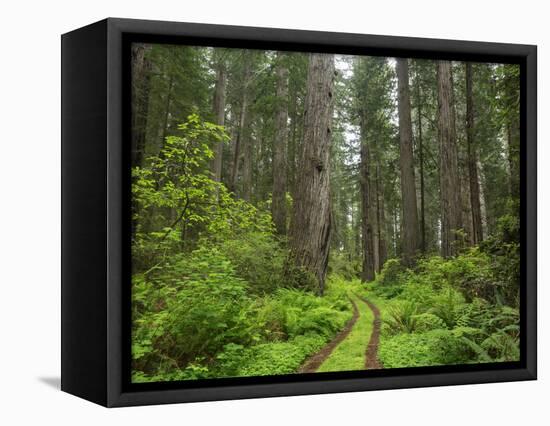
xmin=299 ymin=292 xmax=383 ymax=373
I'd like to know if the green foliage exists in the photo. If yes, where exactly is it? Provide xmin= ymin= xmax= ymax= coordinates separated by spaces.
xmin=379 ymin=328 xmax=476 ymax=368
xmin=376 ymin=246 xmax=520 ymax=368
xmin=216 ymin=232 xmax=286 ymax=294
xmin=428 ymin=287 xmax=466 ymax=328
xmin=378 ymin=258 xmax=407 ymax=286
xmin=132 ymin=114 xmax=275 ymax=271
xmin=328 ymin=253 xmax=360 ymax=280
xmin=413 ymin=313 xmax=447 ymax=333
xmin=132 ymin=247 xmax=257 ymax=376
xmin=231 ymin=335 xmax=327 ymax=377
xmin=383 ymin=301 xmax=421 ymax=334
xmin=132 ymin=268 xmax=353 ymax=381
xmin=480 ymin=214 xmax=520 ymax=307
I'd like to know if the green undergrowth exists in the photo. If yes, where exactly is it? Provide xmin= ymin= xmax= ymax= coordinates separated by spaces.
xmin=132 ymin=270 xmax=354 ymax=382
xmin=363 ymin=230 xmax=520 ymax=369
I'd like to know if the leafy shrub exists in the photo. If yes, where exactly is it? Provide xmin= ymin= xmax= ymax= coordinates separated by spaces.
xmin=480 ymin=214 xmax=520 ymax=307
xmin=329 ymin=253 xmax=360 ymax=280
xmin=283 ymin=262 xmax=319 ymax=293
xmin=382 ymin=301 xmax=421 ymax=335
xmin=396 ymin=281 xmax=438 ymax=310
xmin=133 ymin=269 xmax=355 ymax=382
xmin=428 ymin=286 xmax=466 ymax=328
xmin=132 ymin=247 xmax=257 ymax=377
xmin=413 ymin=313 xmax=447 ymax=333
xmin=236 ymin=335 xmax=326 ymax=377
xmin=216 ymin=232 xmax=286 ymax=294
xmin=265 ymin=287 xmax=350 ymax=339
xmin=378 ymin=258 xmax=407 ymax=287
xmin=379 ymin=329 xmax=475 ymax=368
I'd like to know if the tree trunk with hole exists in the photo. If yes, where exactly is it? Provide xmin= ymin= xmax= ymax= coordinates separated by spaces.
xmin=272 ymin=53 xmax=289 ymax=235
xmin=466 ymin=63 xmax=483 ymax=245
xmin=437 ymin=61 xmax=462 ymax=257
xmin=287 ymin=53 xmax=335 ymax=295
xmin=396 ymin=58 xmax=419 ymax=265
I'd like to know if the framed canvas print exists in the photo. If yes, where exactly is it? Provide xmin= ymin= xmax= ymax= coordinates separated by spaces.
xmin=61 ymin=18 xmax=537 ymax=407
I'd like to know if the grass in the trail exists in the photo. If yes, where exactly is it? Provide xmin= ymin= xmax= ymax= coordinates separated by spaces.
xmin=317 ymin=293 xmax=374 ymax=372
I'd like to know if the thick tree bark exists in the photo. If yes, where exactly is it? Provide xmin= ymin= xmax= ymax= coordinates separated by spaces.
xmin=466 ymin=63 xmax=483 ymax=245
xmin=360 ymin=116 xmax=375 ymax=282
xmin=272 ymin=53 xmax=289 ymax=235
xmin=210 ymin=59 xmax=227 ymax=183
xmin=437 ymin=61 xmax=462 ymax=257
xmin=287 ymin=53 xmax=335 ymax=295
xmin=396 ymin=58 xmax=419 ymax=265
xmin=131 ymin=44 xmax=152 ymax=168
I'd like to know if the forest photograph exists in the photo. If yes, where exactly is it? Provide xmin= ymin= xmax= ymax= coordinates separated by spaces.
xmin=130 ymin=43 xmax=521 ymax=383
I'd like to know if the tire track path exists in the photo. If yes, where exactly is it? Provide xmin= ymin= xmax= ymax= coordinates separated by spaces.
xmin=298 ymin=297 xmax=360 ymax=373
xmin=298 ymin=293 xmax=382 ymax=373
xmin=356 ymin=294 xmax=383 ymax=369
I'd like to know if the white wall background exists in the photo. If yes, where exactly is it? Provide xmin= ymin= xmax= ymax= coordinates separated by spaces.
xmin=0 ymin=0 xmax=545 ymax=423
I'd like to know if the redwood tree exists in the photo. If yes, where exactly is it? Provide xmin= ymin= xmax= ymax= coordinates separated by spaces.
xmin=287 ymin=53 xmax=335 ymax=295
xmin=396 ymin=58 xmax=419 ymax=265
xmin=466 ymin=62 xmax=483 ymax=244
xmin=210 ymin=53 xmax=227 ymax=183
xmin=272 ymin=53 xmax=289 ymax=235
xmin=437 ymin=61 xmax=462 ymax=257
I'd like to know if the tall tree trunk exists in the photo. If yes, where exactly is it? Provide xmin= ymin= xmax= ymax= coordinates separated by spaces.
xmin=241 ymin=60 xmax=255 ymax=201
xmin=466 ymin=63 xmax=483 ymax=245
xmin=504 ymin=68 xmax=520 ymax=199
xmin=288 ymin=92 xmax=299 ymax=195
xmin=287 ymin=53 xmax=335 ymax=295
xmin=414 ymin=65 xmax=426 ymax=253
xmin=158 ymin=73 xmax=174 ymax=153
xmin=507 ymin=121 xmax=520 ymax=198
xmin=437 ymin=61 xmax=462 ymax=257
xmin=272 ymin=53 xmax=289 ymax=235
xmin=130 ymin=44 xmax=152 ymax=241
xmin=230 ymin=56 xmax=252 ymax=195
xmin=393 ymin=205 xmax=400 ymax=257
xmin=375 ymin=162 xmax=387 ymax=270
xmin=360 ymin=116 xmax=375 ymax=282
xmin=210 ymin=59 xmax=227 ymax=183
xmin=131 ymin=44 xmax=152 ymax=168
xmin=477 ymin=159 xmax=488 ymax=239
xmin=396 ymin=58 xmax=419 ymax=266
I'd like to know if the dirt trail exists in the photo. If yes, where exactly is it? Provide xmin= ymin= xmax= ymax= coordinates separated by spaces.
xmin=298 ymin=298 xmax=359 ymax=373
xmin=356 ymin=294 xmax=383 ymax=369
xmin=298 ymin=293 xmax=383 ymax=373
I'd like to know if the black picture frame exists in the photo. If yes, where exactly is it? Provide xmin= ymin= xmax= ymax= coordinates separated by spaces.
xmin=61 ymin=17 xmax=537 ymax=407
